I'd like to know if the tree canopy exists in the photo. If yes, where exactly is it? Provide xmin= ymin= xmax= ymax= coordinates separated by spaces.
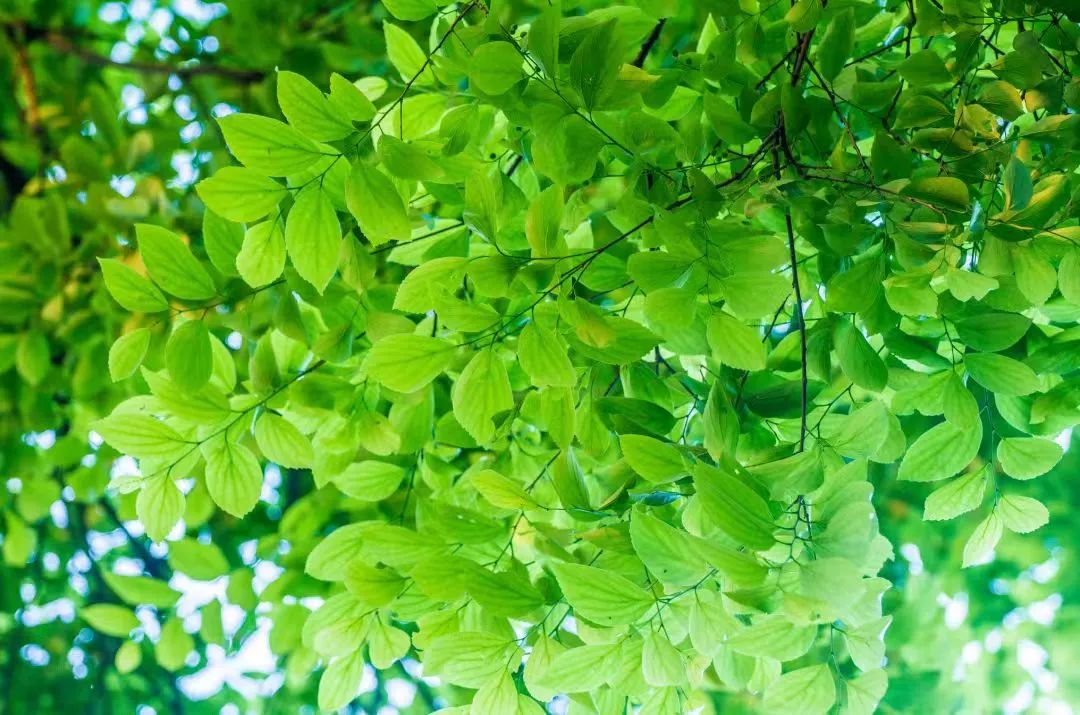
xmin=2 ymin=0 xmax=1080 ymax=713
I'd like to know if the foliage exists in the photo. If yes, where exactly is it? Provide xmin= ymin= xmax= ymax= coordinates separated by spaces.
xmin=2 ymin=0 xmax=1080 ymax=713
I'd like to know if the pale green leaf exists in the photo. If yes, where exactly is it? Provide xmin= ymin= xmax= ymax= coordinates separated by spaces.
xmin=285 ymin=186 xmax=340 ymax=292
xmin=997 ymin=494 xmax=1049 ymax=533
xmin=996 ymin=437 xmax=1064 ymax=480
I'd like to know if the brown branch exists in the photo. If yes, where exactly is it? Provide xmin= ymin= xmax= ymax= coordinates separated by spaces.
xmin=7 ymin=27 xmax=42 ymax=132
xmin=37 ymin=29 xmax=264 ymax=82
xmin=784 ymin=211 xmax=808 ymax=452
xmin=97 ymin=498 xmax=171 ymax=581
xmin=632 ymin=18 xmax=667 ymax=68
xmin=789 ymin=28 xmax=818 ymax=86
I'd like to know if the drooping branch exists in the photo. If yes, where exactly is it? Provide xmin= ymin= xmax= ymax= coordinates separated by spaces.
xmin=784 ymin=212 xmax=808 ymax=452
xmin=632 ymin=18 xmax=667 ymax=68
xmin=2 ymin=22 xmax=264 ymax=82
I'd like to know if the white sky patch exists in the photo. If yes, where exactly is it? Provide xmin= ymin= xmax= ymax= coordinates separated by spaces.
xmin=937 ymin=591 xmax=968 ymax=629
xmin=1054 ymin=428 xmax=1072 ymax=451
xmin=170 ymin=573 xmax=227 ymax=618
xmin=179 ymin=618 xmax=280 ymax=701
xmin=900 ymin=543 xmax=923 ymax=575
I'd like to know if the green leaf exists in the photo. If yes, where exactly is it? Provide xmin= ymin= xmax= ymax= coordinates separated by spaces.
xmin=835 ymin=321 xmax=887 ymax=391
xmin=942 ymin=373 xmax=979 ymax=430
xmin=236 ymin=219 xmax=286 ymax=288
xmin=786 ymin=0 xmax=822 ymax=32
xmin=318 ymin=651 xmax=365 ymax=711
xmin=527 ymin=3 xmax=560 ymax=78
xmin=168 ymin=537 xmax=230 ymax=583
xmin=218 ymin=113 xmax=324 ymax=176
xmin=763 ymin=664 xmax=836 ymax=715
xmin=727 ymin=616 xmax=816 ymax=660
xmin=305 ymin=524 xmax=366 ymax=581
xmin=367 ymin=620 xmax=409 ymax=668
xmin=898 ymin=50 xmax=952 ymax=85
xmin=630 ymin=511 xmax=708 ymax=586
xmin=469 ymin=42 xmax=523 ymax=95
xmin=285 ymin=186 xmax=340 ymax=292
xmin=997 ymin=494 xmax=1049 ymax=533
xmin=642 ymin=631 xmax=687 ymax=687
xmin=92 ymin=413 xmax=190 ymax=461
xmin=569 ymin=19 xmax=623 ymax=111
xmin=897 ymin=420 xmax=982 ymax=482
xmin=109 ymin=328 xmax=152 ymax=382
xmin=620 ymin=434 xmax=687 ymax=483
xmin=703 ymin=381 xmax=739 ymax=462
xmin=694 ymin=464 xmax=775 ymax=551
xmin=202 ymin=210 xmax=244 ymax=277
xmin=953 ymin=312 xmax=1030 ymax=352
xmin=846 ymin=670 xmax=889 ymax=715
xmin=81 ymin=604 xmax=139 ymax=637
xmin=1014 ymin=246 xmax=1056 ymax=305
xmin=533 ymin=643 xmax=613 ymax=695
xmin=393 ymin=257 xmax=467 ymax=313
xmin=518 ymin=323 xmax=576 ymax=388
xmin=277 ymin=70 xmax=353 ymax=142
xmin=748 ymin=449 xmax=824 ymax=501
xmin=551 ymin=562 xmax=652 ymax=626
xmin=424 ymin=632 xmax=521 ymax=688
xmin=98 ymin=258 xmax=169 ymax=312
xmin=452 ymin=349 xmax=513 ymax=444
xmin=136 ymin=224 xmax=216 ymax=301
xmin=382 ymin=0 xmax=437 ymax=21
xmin=550 ymin=449 xmax=591 ymax=511
xmin=996 ymin=437 xmax=1064 ymax=480
xmin=923 ymin=465 xmax=989 ymax=521
xmin=166 ymin=320 xmax=213 ymax=391
xmin=384 ymin=23 xmax=433 ymax=84
xmin=1003 ymin=157 xmax=1033 ymax=211
xmin=469 ymin=469 xmax=537 ymax=510
xmin=363 ymin=334 xmax=454 ymax=393
xmin=945 ymin=269 xmax=998 ymax=302
xmin=525 ymin=184 xmax=563 ymax=257
xmin=842 ymin=618 xmax=891 ymax=673
xmin=102 ymin=572 xmax=180 ymax=608
xmin=332 ymin=461 xmax=405 ymax=501
xmin=14 ymin=331 xmax=48 ymax=386
xmin=115 ymin=640 xmax=143 ymax=674
xmin=978 ymin=81 xmax=1024 ymax=120
xmin=254 ymin=413 xmax=314 ymax=469
xmin=531 ymin=113 xmax=604 ymax=184
xmin=1059 ymin=251 xmax=1080 ymax=304
xmin=816 ymin=9 xmax=854 ymax=81
xmin=345 ymin=560 xmax=406 ymax=608
xmin=473 ymin=671 xmax=519 ymax=714
xmin=704 ymin=94 xmax=757 ymax=146
xmin=201 ymin=437 xmax=263 ymax=517
xmin=965 ymin=352 xmax=1041 ymax=396
xmin=328 ymin=73 xmax=377 ymax=122
xmin=962 ymin=511 xmax=1003 ymax=567
xmin=707 ymin=312 xmax=766 ymax=371
xmin=196 ymin=167 xmax=286 ymax=222
xmin=378 ymin=136 xmax=443 ymax=181
xmin=137 ymin=476 xmax=184 ymax=542
xmin=718 ymin=272 xmax=790 ymax=319
xmin=345 ymin=161 xmax=411 ymax=245
xmin=155 ymin=618 xmax=194 ymax=672
xmin=902 ymin=176 xmax=970 ymax=212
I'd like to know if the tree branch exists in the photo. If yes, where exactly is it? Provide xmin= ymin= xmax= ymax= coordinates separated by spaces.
xmin=784 ymin=211 xmax=808 ymax=452
xmin=632 ymin=18 xmax=667 ymax=68
xmin=5 ymin=23 xmax=265 ymax=82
